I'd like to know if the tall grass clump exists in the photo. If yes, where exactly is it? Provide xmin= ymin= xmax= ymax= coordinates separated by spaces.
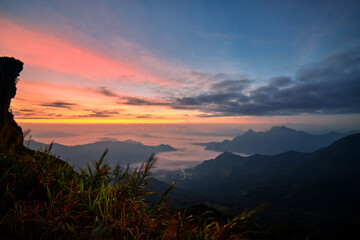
xmin=0 ymin=144 xmax=258 ymax=239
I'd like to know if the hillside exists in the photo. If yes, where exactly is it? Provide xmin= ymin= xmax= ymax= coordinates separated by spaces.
xmin=203 ymin=125 xmax=359 ymax=155
xmin=179 ymin=134 xmax=360 ymax=239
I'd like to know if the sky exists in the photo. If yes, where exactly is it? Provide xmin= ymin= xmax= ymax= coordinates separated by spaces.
xmin=1 ymin=0 xmax=360 ymax=128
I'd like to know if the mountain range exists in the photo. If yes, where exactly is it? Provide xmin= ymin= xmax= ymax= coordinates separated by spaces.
xmin=203 ymin=125 xmax=360 ymax=155
xmin=25 ymin=131 xmax=360 ymax=238
xmin=26 ymin=139 xmax=176 ymax=169
xmin=177 ymin=133 xmax=360 ymax=238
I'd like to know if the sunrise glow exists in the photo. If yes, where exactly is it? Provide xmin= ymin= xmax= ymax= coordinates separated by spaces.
xmin=0 ymin=0 xmax=359 ymax=128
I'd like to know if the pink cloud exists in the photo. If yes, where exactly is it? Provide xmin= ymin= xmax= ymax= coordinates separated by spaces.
xmin=0 ymin=18 xmax=173 ymax=85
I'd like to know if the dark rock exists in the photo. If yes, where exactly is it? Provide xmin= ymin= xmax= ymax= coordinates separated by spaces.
xmin=0 ymin=57 xmax=24 ymax=152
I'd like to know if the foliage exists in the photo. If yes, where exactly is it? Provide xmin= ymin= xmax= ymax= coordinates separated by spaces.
xmin=0 ymin=144 xmax=258 ymax=239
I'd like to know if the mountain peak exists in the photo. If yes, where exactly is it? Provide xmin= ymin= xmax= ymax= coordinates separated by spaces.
xmin=328 ymin=133 xmax=360 ymax=150
xmin=217 ymin=151 xmax=234 ymax=157
xmin=124 ymin=139 xmax=141 ymax=144
xmin=214 ymin=151 xmax=240 ymax=161
xmin=269 ymin=125 xmax=293 ymax=132
xmin=206 ymin=125 xmax=360 ymax=155
xmin=243 ymin=128 xmax=256 ymax=136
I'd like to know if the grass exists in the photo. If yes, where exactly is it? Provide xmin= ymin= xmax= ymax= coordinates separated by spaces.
xmin=0 ymin=139 xmax=259 ymax=239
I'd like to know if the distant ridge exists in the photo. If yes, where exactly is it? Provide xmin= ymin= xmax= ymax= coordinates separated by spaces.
xmin=26 ymin=139 xmax=176 ymax=169
xmin=204 ymin=125 xmax=360 ymax=154
xmin=178 ymin=133 xmax=360 ymax=238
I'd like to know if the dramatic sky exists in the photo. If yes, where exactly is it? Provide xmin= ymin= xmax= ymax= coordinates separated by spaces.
xmin=1 ymin=0 xmax=360 ymax=126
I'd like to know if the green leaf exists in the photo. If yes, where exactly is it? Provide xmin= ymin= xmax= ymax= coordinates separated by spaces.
xmin=80 ymin=178 xmax=84 ymax=195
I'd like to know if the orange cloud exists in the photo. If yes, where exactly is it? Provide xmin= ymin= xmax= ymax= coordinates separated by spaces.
xmin=0 ymin=18 xmax=172 ymax=85
xmin=0 ymin=17 xmax=229 ymax=123
xmin=11 ymin=78 xmax=182 ymax=122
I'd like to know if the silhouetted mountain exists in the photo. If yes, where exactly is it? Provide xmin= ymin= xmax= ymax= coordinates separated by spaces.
xmin=26 ymin=139 xmax=221 ymax=210
xmin=26 ymin=139 xmax=176 ymax=169
xmin=179 ymin=134 xmax=360 ymax=239
xmin=203 ymin=125 xmax=360 ymax=154
xmin=146 ymin=178 xmax=212 ymax=208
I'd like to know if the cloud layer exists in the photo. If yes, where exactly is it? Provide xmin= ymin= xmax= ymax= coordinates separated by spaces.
xmin=41 ymin=101 xmax=77 ymax=109
xmin=120 ymin=47 xmax=360 ymax=116
xmin=170 ymin=47 xmax=360 ymax=116
xmin=4 ymin=15 xmax=359 ymax=120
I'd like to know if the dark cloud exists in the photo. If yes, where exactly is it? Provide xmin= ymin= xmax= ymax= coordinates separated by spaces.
xmin=122 ymin=97 xmax=169 ymax=106
xmin=197 ymin=93 xmax=239 ymax=103
xmin=13 ymin=108 xmax=65 ymax=119
xmin=123 ymin=97 xmax=149 ymax=105
xmin=79 ymin=110 xmax=118 ymax=118
xmin=136 ymin=114 xmax=164 ymax=119
xmin=268 ymin=77 xmax=293 ymax=87
xmin=41 ymin=101 xmax=77 ymax=108
xmin=175 ymin=97 xmax=198 ymax=106
xmin=174 ymin=93 xmax=240 ymax=108
xmin=190 ymin=71 xmax=248 ymax=84
xmin=18 ymin=109 xmax=35 ymax=112
xmin=96 ymin=86 xmax=119 ymax=97
xmin=12 ymin=116 xmax=56 ymax=119
xmin=136 ymin=114 xmax=153 ymax=118
xmin=211 ymin=79 xmax=252 ymax=91
xmin=172 ymin=47 xmax=360 ymax=116
xmin=117 ymin=47 xmax=360 ymax=116
xmin=12 ymin=109 xmax=36 ymax=117
xmin=48 ymin=113 xmax=64 ymax=117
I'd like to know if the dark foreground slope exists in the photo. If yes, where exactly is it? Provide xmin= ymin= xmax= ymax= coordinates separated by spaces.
xmin=203 ymin=125 xmax=359 ymax=155
xmin=179 ymin=134 xmax=360 ymax=239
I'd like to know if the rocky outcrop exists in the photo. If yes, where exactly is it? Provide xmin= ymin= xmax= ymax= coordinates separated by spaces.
xmin=0 ymin=57 xmax=24 ymax=152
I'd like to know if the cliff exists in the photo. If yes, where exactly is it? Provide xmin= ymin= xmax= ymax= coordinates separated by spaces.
xmin=0 ymin=57 xmax=24 ymax=152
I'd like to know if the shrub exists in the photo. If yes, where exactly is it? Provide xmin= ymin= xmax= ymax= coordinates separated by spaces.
xmin=0 ymin=145 xmax=258 ymax=239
